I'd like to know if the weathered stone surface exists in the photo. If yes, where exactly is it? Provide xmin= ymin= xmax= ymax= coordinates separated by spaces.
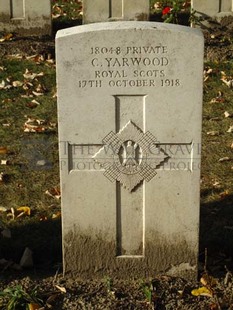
xmin=83 ymin=0 xmax=149 ymax=24
xmin=0 ymin=0 xmax=51 ymax=36
xmin=192 ymin=0 xmax=233 ymax=27
xmin=56 ymin=22 xmax=204 ymax=279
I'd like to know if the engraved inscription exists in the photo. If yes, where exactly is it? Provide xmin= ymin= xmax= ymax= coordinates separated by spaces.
xmin=90 ymin=46 xmax=168 ymax=54
xmin=78 ymin=44 xmax=181 ymax=89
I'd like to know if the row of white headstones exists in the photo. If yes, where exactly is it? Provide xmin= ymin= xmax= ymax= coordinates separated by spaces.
xmin=0 ymin=0 xmax=233 ymax=35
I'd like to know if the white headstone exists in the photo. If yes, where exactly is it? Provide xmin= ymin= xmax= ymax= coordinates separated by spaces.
xmin=192 ymin=0 xmax=233 ymax=27
xmin=0 ymin=0 xmax=51 ymax=36
xmin=56 ymin=22 xmax=204 ymax=279
xmin=83 ymin=0 xmax=149 ymax=24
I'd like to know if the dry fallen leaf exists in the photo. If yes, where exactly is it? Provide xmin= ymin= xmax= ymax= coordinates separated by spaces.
xmin=219 ymin=190 xmax=230 ymax=198
xmin=17 ymin=206 xmax=31 ymax=216
xmin=7 ymin=207 xmax=15 ymax=220
xmin=26 ymin=99 xmax=40 ymax=109
xmin=46 ymin=58 xmax=55 ymax=65
xmin=191 ymin=286 xmax=213 ymax=297
xmin=0 ymin=147 xmax=7 ymax=154
xmin=0 ymin=172 xmax=6 ymax=183
xmin=213 ymin=181 xmax=221 ymax=188
xmin=23 ymin=69 xmax=44 ymax=80
xmin=55 ymin=285 xmax=67 ymax=293
xmin=0 ymin=33 xmax=13 ymax=42
xmin=227 ymin=126 xmax=233 ymax=133
xmin=2 ymin=121 xmax=11 ymax=127
xmin=2 ymin=98 xmax=13 ymax=103
xmin=52 ymin=4 xmax=66 ymax=19
xmin=221 ymin=78 xmax=233 ymax=88
xmin=52 ymin=212 xmax=61 ymax=219
xmin=24 ymin=117 xmax=56 ymax=133
xmin=28 ymin=303 xmax=41 ymax=310
xmin=21 ymin=94 xmax=33 ymax=99
xmin=26 ymin=54 xmax=45 ymax=64
xmin=7 ymin=53 xmax=23 ymax=60
xmin=224 ymin=111 xmax=232 ymax=118
xmin=200 ymin=273 xmax=217 ymax=287
xmin=12 ymin=80 xmax=24 ymax=87
xmin=35 ymin=83 xmax=46 ymax=93
xmin=219 ymin=157 xmax=231 ymax=162
xmin=0 ymin=80 xmax=6 ymax=89
xmin=0 ymin=79 xmax=12 ymax=90
xmin=23 ymin=81 xmax=34 ymax=90
xmin=39 ymin=215 xmax=48 ymax=221
xmin=45 ymin=187 xmax=61 ymax=200
xmin=207 ymin=131 xmax=219 ymax=136
xmin=210 ymin=91 xmax=225 ymax=104
xmin=32 ymin=91 xmax=44 ymax=97
xmin=203 ymin=68 xmax=213 ymax=82
xmin=0 ymin=160 xmax=9 ymax=165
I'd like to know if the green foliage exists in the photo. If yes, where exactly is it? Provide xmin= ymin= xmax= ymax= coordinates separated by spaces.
xmin=52 ymin=0 xmax=82 ymax=21
xmin=0 ymin=285 xmax=43 ymax=310
xmin=104 ymin=276 xmax=113 ymax=293
xmin=151 ymin=1 xmax=191 ymax=24
xmin=141 ymin=282 xmax=152 ymax=303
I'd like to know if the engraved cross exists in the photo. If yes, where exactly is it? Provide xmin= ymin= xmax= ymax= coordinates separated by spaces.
xmin=67 ymin=95 xmax=194 ymax=257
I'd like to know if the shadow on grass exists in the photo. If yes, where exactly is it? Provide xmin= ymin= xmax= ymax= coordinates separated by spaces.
xmin=150 ymin=12 xmax=190 ymax=26
xmin=52 ymin=18 xmax=82 ymax=37
xmin=0 ymin=193 xmax=232 ymax=277
xmin=199 ymin=193 xmax=233 ymax=275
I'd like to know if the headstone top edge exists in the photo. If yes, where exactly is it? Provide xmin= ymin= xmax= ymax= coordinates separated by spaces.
xmin=55 ymin=21 xmax=203 ymax=40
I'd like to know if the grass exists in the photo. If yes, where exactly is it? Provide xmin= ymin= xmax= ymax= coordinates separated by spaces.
xmin=0 ymin=285 xmax=43 ymax=310
xmin=201 ymin=61 xmax=233 ymax=195
xmin=0 ymin=58 xmax=58 ymax=207
xmin=200 ymin=61 xmax=233 ymax=263
xmin=0 ymin=57 xmax=61 ymax=264
xmin=52 ymin=0 xmax=82 ymax=20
